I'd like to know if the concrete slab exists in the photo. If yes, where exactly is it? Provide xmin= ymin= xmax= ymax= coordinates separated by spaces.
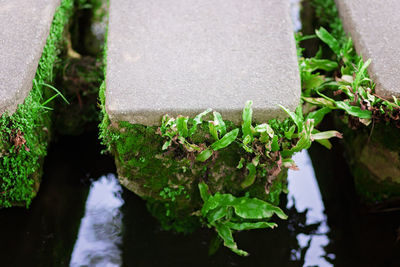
xmin=335 ymin=0 xmax=400 ymax=98
xmin=106 ymin=0 xmax=300 ymax=126
xmin=0 ymin=0 xmax=61 ymax=116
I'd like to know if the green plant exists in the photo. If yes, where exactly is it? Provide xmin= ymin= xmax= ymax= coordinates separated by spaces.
xmin=304 ymin=0 xmax=400 ymax=126
xmin=300 ymin=25 xmax=400 ymax=127
xmin=198 ymin=182 xmax=287 ymax=256
xmin=159 ymin=101 xmax=341 ymax=193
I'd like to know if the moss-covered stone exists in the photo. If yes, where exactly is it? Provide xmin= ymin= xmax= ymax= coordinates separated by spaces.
xmin=0 ymin=0 xmax=74 ymax=208
xmin=335 ymin=117 xmax=400 ymax=202
xmin=100 ymin=115 xmax=288 ymax=232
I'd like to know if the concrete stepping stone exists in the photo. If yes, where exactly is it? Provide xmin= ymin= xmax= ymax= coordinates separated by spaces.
xmin=336 ymin=0 xmax=400 ymax=98
xmin=0 ymin=0 xmax=61 ymax=116
xmin=106 ymin=0 xmax=300 ymax=126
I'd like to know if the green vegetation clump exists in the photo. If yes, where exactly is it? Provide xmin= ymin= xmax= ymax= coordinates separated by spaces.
xmin=99 ymin=75 xmax=339 ymax=254
xmin=0 ymin=0 xmax=74 ymax=208
xmin=299 ymin=0 xmax=400 ymax=202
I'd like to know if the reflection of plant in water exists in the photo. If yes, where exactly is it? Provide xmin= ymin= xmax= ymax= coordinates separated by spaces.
xmin=285 ymin=202 xmax=322 ymax=263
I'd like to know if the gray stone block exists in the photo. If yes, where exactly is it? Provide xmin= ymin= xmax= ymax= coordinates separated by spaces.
xmin=0 ymin=0 xmax=61 ymax=116
xmin=336 ymin=0 xmax=400 ymax=98
xmin=106 ymin=0 xmax=301 ymax=126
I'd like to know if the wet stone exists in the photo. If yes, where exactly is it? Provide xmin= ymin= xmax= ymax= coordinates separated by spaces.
xmin=0 ymin=0 xmax=61 ymax=116
xmin=106 ymin=0 xmax=301 ymax=126
xmin=336 ymin=0 xmax=400 ymax=98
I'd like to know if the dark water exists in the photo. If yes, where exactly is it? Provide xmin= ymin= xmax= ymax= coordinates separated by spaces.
xmin=0 ymin=132 xmax=399 ymax=267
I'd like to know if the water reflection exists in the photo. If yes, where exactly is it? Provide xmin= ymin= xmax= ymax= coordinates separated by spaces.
xmin=288 ymin=151 xmax=332 ymax=266
xmin=70 ymin=174 xmax=123 ymax=267
xmin=309 ymin=142 xmax=400 ymax=266
xmin=0 ymin=134 xmax=398 ymax=266
xmin=290 ymin=0 xmax=302 ymax=32
xmin=68 ymin=151 xmax=328 ymax=266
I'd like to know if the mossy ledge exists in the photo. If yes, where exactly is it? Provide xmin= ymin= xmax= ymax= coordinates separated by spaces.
xmin=99 ymin=98 xmax=288 ymax=233
xmin=0 ymin=0 xmax=74 ymax=208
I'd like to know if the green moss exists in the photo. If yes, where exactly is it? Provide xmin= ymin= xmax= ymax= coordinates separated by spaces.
xmin=0 ymin=0 xmax=74 ymax=208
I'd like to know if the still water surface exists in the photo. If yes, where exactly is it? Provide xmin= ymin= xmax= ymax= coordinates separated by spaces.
xmin=1 ymin=134 xmax=398 ymax=266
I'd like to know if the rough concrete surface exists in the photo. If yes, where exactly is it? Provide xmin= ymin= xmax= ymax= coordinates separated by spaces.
xmin=336 ymin=0 xmax=400 ymax=98
xmin=106 ymin=0 xmax=301 ymax=126
xmin=0 ymin=0 xmax=61 ymax=116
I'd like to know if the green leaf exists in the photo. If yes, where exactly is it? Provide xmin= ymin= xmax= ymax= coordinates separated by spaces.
xmin=242 ymin=134 xmax=252 ymax=146
xmin=40 ymin=83 xmax=70 ymax=105
xmin=306 ymin=107 xmax=331 ymax=125
xmin=335 ymin=101 xmax=372 ymax=119
xmin=196 ymin=148 xmax=213 ymax=162
xmin=201 ymin=194 xmax=236 ymax=216
xmin=236 ymin=158 xmax=245 ymax=169
xmin=176 ymin=116 xmax=189 ymax=137
xmin=211 ymin=129 xmax=239 ymax=150
xmin=180 ymin=140 xmax=201 ymax=152
xmin=255 ymin=123 xmax=274 ymax=138
xmin=213 ymin=111 xmax=226 ymax=136
xmin=214 ymin=223 xmax=249 ymax=256
xmin=271 ymin=135 xmax=279 ymax=152
xmin=162 ymin=140 xmax=171 ymax=150
xmin=304 ymin=75 xmax=325 ymax=91
xmin=279 ymin=105 xmax=303 ymax=132
xmin=311 ymin=130 xmax=342 ymax=140
xmin=353 ymin=59 xmax=371 ymax=89
xmin=315 ymin=139 xmax=332 ymax=149
xmin=282 ymin=120 xmax=314 ymax=157
xmin=240 ymin=163 xmax=257 ymax=188
xmin=232 ymin=197 xmax=288 ymax=220
xmin=305 ymin=58 xmax=338 ymax=72
xmin=259 ymin=132 xmax=269 ymax=143
xmin=198 ymin=182 xmax=210 ymax=202
xmin=316 ymin=27 xmax=341 ymax=55
xmin=208 ymin=121 xmax=219 ymax=140
xmin=284 ymin=125 xmax=296 ymax=139
xmin=190 ymin=108 xmax=212 ymax=136
xmin=240 ymin=143 xmax=254 ymax=153
xmin=302 ymin=97 xmax=336 ymax=108
xmin=252 ymin=155 xmax=260 ymax=166
xmin=242 ymin=100 xmax=253 ymax=141
xmin=225 ymin=221 xmax=277 ymax=231
xmin=207 ymin=206 xmax=229 ymax=224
